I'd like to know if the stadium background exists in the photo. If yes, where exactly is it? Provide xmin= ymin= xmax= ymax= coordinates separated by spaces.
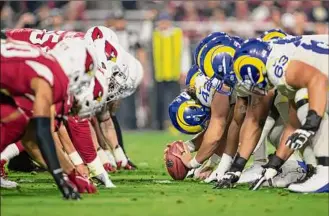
xmin=1 ymin=0 xmax=328 ymax=131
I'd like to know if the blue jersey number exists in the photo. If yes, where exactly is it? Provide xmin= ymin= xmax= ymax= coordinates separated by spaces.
xmin=201 ymin=90 xmax=209 ymax=102
xmin=273 ymin=55 xmax=289 ymax=78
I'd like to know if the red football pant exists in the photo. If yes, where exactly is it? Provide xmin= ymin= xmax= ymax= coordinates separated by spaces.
xmin=0 ymin=103 xmax=28 ymax=152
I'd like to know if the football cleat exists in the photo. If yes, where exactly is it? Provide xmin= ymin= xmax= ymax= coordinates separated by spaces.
xmin=93 ymin=173 xmax=116 ymax=188
xmin=288 ymin=165 xmax=329 ymax=193
xmin=185 ymin=169 xmax=196 ymax=178
xmin=0 ymin=177 xmax=18 ymax=188
xmin=127 ymin=159 xmax=138 ymax=170
xmin=262 ymin=160 xmax=307 ymax=188
xmin=237 ymin=161 xmax=266 ymax=184
xmin=0 ymin=159 xmax=18 ymax=188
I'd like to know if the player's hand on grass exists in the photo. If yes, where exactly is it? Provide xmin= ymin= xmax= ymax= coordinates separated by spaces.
xmin=194 ymin=162 xmax=214 ymax=180
xmin=75 ymin=164 xmax=89 ymax=178
xmin=172 ymin=142 xmax=193 ymax=169
xmin=59 ymin=176 xmax=81 ymax=200
xmin=250 ymin=154 xmax=283 ymax=190
xmin=68 ymin=170 xmax=97 ymax=194
xmin=213 ymin=171 xmax=240 ymax=189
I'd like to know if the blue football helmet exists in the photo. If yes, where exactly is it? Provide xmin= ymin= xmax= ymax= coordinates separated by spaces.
xmin=194 ymin=32 xmax=227 ymax=66
xmin=260 ymin=28 xmax=288 ymax=42
xmin=199 ymin=35 xmax=241 ymax=95
xmin=233 ymin=38 xmax=272 ymax=96
xmin=231 ymin=35 xmax=245 ymax=44
xmin=185 ymin=64 xmax=201 ymax=87
xmin=168 ymin=91 xmax=210 ymax=134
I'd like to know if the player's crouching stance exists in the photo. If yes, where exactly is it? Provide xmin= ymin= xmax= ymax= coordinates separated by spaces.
xmin=0 ymin=37 xmax=104 ymax=199
xmin=234 ymin=37 xmax=329 ymax=193
xmin=165 ymin=34 xmax=242 ymax=180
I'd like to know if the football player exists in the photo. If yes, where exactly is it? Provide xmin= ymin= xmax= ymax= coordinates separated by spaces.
xmin=231 ymin=35 xmax=328 ymax=192
xmin=0 ymin=37 xmax=102 ymax=199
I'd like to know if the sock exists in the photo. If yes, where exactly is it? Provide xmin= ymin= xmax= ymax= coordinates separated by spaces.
xmin=97 ymin=148 xmax=110 ymax=165
xmin=214 ymin=153 xmax=233 ymax=177
xmin=113 ymin=146 xmax=128 ymax=167
xmin=87 ymin=156 xmax=106 ymax=177
xmin=14 ymin=141 xmax=24 ymax=152
xmin=1 ymin=143 xmax=21 ymax=162
xmin=105 ymin=150 xmax=117 ymax=167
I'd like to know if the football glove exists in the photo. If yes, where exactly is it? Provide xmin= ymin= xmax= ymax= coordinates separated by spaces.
xmin=60 ymin=176 xmax=81 ymax=200
xmin=286 ymin=110 xmax=322 ymax=150
xmin=213 ymin=171 xmax=241 ymax=189
xmin=250 ymin=154 xmax=285 ymax=190
xmin=68 ymin=170 xmax=97 ymax=194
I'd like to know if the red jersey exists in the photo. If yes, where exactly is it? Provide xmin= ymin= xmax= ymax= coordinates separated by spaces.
xmin=1 ymin=41 xmax=69 ymax=110
xmin=5 ymin=28 xmax=85 ymax=50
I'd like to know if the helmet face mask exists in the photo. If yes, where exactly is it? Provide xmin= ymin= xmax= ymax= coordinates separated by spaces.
xmin=107 ymin=64 xmax=129 ymax=101
xmin=233 ymin=38 xmax=272 ymax=97
xmin=237 ymin=79 xmax=268 ymax=96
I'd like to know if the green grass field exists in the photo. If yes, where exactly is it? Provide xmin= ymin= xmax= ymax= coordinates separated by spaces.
xmin=1 ymin=131 xmax=328 ymax=216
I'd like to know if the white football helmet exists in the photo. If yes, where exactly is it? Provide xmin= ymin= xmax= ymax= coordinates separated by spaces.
xmin=74 ymin=70 xmax=109 ymax=118
xmin=84 ymin=26 xmax=119 ymax=45
xmin=120 ymin=55 xmax=144 ymax=98
xmin=106 ymin=53 xmax=144 ymax=101
xmin=49 ymin=38 xmax=99 ymax=95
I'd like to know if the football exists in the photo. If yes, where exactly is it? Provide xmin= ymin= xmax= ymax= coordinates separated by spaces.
xmin=165 ymin=141 xmax=189 ymax=180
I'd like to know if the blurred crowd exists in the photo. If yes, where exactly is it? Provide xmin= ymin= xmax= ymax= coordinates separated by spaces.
xmin=1 ymin=0 xmax=328 ymax=130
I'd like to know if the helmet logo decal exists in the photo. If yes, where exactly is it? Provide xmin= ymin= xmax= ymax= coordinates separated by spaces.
xmin=105 ymin=41 xmax=118 ymax=62
xmin=91 ymin=27 xmax=103 ymax=41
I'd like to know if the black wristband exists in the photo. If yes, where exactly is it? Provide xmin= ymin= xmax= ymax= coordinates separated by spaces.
xmin=301 ymin=110 xmax=322 ymax=132
xmin=30 ymin=117 xmax=64 ymax=183
xmin=266 ymin=154 xmax=285 ymax=170
xmin=230 ymin=153 xmax=248 ymax=172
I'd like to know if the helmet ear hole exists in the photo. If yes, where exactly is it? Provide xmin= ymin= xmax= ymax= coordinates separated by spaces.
xmin=86 ymin=101 xmax=90 ymax=107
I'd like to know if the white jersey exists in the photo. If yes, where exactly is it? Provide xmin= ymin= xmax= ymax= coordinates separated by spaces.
xmin=266 ymin=35 xmax=329 ymax=99
xmin=194 ymin=73 xmax=216 ymax=107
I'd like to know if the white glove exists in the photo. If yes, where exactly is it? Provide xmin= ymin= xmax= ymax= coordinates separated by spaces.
xmin=285 ymin=129 xmax=315 ymax=150
xmin=204 ymin=153 xmax=233 ymax=183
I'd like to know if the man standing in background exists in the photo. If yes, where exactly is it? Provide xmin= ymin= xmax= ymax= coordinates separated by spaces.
xmin=152 ymin=12 xmax=191 ymax=130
